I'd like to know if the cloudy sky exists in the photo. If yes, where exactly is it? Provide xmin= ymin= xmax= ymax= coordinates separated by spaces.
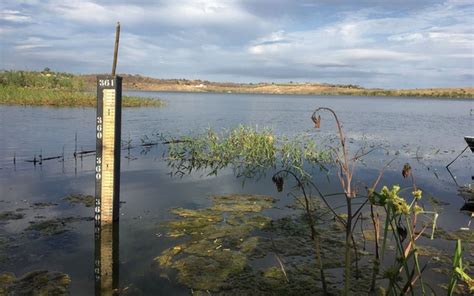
xmin=0 ymin=0 xmax=473 ymax=88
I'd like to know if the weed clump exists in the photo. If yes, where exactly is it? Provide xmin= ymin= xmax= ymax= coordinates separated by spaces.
xmin=64 ymin=194 xmax=95 ymax=207
xmin=0 ymin=270 xmax=70 ymax=295
xmin=26 ymin=217 xmax=92 ymax=236
xmin=0 ymin=211 xmax=25 ymax=221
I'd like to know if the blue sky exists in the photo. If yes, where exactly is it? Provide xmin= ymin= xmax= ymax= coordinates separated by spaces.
xmin=0 ymin=0 xmax=473 ymax=88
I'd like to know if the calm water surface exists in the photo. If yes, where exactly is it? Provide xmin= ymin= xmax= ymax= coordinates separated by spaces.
xmin=0 ymin=92 xmax=472 ymax=295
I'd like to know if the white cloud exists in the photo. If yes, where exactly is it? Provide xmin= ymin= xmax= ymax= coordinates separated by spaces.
xmin=50 ymin=1 xmax=145 ymax=25
xmin=0 ymin=10 xmax=32 ymax=23
xmin=153 ymin=0 xmax=258 ymax=27
xmin=427 ymin=31 xmax=473 ymax=44
xmin=14 ymin=37 xmax=51 ymax=50
xmin=238 ymin=0 xmax=473 ymax=87
xmin=248 ymin=42 xmax=290 ymax=55
xmin=336 ymin=49 xmax=423 ymax=61
xmin=0 ymin=0 xmax=472 ymax=88
xmin=388 ymin=33 xmax=425 ymax=42
xmin=48 ymin=0 xmax=266 ymax=29
xmin=15 ymin=44 xmax=49 ymax=50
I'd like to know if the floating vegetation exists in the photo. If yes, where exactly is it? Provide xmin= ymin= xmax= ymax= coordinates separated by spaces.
xmin=210 ymin=194 xmax=274 ymax=213
xmin=263 ymin=216 xmax=348 ymax=268
xmin=431 ymin=228 xmax=474 ymax=242
xmin=424 ymin=193 xmax=449 ymax=212
xmin=154 ymin=194 xmax=362 ymax=294
xmin=0 ymin=235 xmax=22 ymax=265
xmin=155 ymin=194 xmax=275 ymax=292
xmin=459 ymin=186 xmax=474 ymax=200
xmin=219 ymin=262 xmax=337 ymax=295
xmin=26 ymin=217 xmax=92 ymax=236
xmin=417 ymin=245 xmax=452 ymax=265
xmin=0 ymin=237 xmax=8 ymax=263
xmin=63 ymin=194 xmax=95 ymax=207
xmin=459 ymin=186 xmax=474 ymax=213
xmin=0 ymin=270 xmax=70 ymax=295
xmin=0 ymin=211 xmax=25 ymax=222
xmin=31 ymin=202 xmax=58 ymax=209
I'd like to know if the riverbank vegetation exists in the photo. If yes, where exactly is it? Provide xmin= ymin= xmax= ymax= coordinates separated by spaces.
xmin=2 ymin=70 xmax=472 ymax=102
xmin=117 ymin=74 xmax=474 ymax=98
xmin=162 ymin=111 xmax=473 ymax=295
xmin=0 ymin=70 xmax=164 ymax=107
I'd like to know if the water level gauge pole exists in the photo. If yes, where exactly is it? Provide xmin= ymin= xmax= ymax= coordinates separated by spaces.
xmin=95 ymin=75 xmax=122 ymax=224
xmin=95 ymin=22 xmax=121 ymax=296
xmin=95 ymin=75 xmax=122 ymax=295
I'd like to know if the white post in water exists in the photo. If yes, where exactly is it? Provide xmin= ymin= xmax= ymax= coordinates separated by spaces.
xmin=94 ymin=75 xmax=122 ymax=295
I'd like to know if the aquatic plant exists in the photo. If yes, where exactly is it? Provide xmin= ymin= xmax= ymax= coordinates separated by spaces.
xmin=155 ymin=194 xmax=275 ymax=292
xmin=369 ymin=184 xmax=439 ymax=294
xmin=448 ymin=239 xmax=474 ymax=295
xmin=0 ymin=270 xmax=70 ymax=295
xmin=164 ymin=108 xmax=466 ymax=295
xmin=166 ymin=125 xmax=329 ymax=178
xmin=0 ymin=211 xmax=25 ymax=221
xmin=163 ymin=118 xmax=370 ymax=294
xmin=63 ymin=194 xmax=95 ymax=207
xmin=310 ymin=107 xmax=358 ymax=295
xmin=26 ymin=216 xmax=92 ymax=236
xmin=156 ymin=193 xmax=360 ymax=294
xmin=271 ymin=169 xmax=332 ymax=294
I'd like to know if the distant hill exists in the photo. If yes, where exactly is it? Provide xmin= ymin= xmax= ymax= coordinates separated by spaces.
xmin=3 ymin=70 xmax=473 ymax=98
xmin=80 ymin=73 xmax=474 ymax=98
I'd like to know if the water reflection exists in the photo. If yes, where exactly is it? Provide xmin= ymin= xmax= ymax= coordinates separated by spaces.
xmin=94 ymin=222 xmax=119 ymax=296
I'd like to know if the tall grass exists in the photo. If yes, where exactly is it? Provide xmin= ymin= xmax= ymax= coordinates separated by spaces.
xmin=0 ymin=70 xmax=164 ymax=107
xmin=0 ymin=85 xmax=164 ymax=107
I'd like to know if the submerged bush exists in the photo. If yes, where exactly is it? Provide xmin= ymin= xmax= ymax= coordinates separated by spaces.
xmin=166 ymin=125 xmax=329 ymax=178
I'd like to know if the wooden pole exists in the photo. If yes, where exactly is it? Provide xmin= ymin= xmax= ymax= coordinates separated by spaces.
xmin=111 ymin=22 xmax=120 ymax=76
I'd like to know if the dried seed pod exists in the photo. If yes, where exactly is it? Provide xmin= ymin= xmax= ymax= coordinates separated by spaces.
xmin=397 ymin=225 xmax=407 ymax=242
xmin=311 ymin=114 xmax=321 ymax=128
xmin=272 ymin=175 xmax=284 ymax=192
xmin=402 ymin=163 xmax=411 ymax=179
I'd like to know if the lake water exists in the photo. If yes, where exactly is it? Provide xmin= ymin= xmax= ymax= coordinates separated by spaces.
xmin=0 ymin=92 xmax=472 ymax=295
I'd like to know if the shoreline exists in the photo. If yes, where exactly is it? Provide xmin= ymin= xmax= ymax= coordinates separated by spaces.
xmin=124 ymin=86 xmax=474 ymax=99
xmin=116 ymin=76 xmax=474 ymax=99
xmin=1 ymin=71 xmax=472 ymax=108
